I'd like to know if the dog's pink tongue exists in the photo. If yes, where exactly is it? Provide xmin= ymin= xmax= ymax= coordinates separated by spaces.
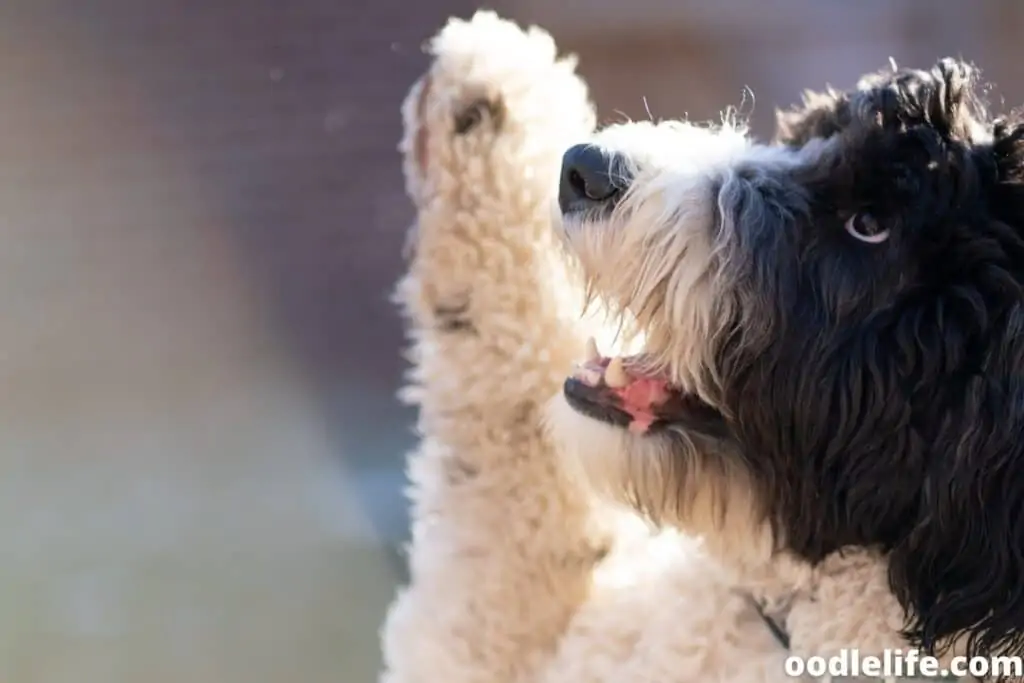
xmin=615 ymin=377 xmax=671 ymax=434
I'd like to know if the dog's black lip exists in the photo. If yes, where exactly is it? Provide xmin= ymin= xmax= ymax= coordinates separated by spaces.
xmin=563 ymin=377 xmax=634 ymax=428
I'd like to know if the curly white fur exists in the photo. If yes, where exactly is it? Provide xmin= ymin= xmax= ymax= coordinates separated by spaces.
xmin=379 ymin=12 xmax=919 ymax=683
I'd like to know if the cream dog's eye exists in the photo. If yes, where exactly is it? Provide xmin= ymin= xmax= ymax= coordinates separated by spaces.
xmin=844 ymin=212 xmax=890 ymax=244
xmin=454 ymin=98 xmax=497 ymax=135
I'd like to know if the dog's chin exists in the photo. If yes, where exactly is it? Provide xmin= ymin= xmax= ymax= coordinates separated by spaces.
xmin=546 ymin=388 xmax=775 ymax=570
xmin=544 ymin=391 xmax=675 ymax=511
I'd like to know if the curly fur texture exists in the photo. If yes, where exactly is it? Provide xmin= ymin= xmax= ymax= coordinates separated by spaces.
xmin=380 ymin=12 xmax=921 ymax=683
xmin=553 ymin=55 xmax=1024 ymax=672
xmin=381 ymin=14 xmax=631 ymax=683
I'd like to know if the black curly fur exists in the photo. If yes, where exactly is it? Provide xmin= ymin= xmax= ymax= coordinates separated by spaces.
xmin=708 ymin=59 xmax=1024 ymax=666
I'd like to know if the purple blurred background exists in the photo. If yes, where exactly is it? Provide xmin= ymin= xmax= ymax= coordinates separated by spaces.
xmin=0 ymin=0 xmax=1021 ymax=680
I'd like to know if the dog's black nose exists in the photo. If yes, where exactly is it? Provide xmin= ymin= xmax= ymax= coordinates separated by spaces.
xmin=559 ymin=144 xmax=627 ymax=214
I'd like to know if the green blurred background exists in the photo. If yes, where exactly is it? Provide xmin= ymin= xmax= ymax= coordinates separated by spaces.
xmin=0 ymin=1 xmax=1020 ymax=681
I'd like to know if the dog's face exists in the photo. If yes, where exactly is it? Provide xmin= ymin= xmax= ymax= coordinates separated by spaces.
xmin=551 ymin=58 xmax=1024 ymax=659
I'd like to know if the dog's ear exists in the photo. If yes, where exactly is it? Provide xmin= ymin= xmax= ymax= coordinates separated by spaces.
xmin=889 ymin=114 xmax=1024 ymax=658
xmin=885 ymin=112 xmax=1024 ymax=663
xmin=773 ymin=88 xmax=847 ymax=146
xmin=887 ymin=312 xmax=1024 ymax=660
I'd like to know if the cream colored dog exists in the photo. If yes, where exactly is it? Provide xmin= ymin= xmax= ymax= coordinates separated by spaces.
xmin=379 ymin=12 xmax=916 ymax=683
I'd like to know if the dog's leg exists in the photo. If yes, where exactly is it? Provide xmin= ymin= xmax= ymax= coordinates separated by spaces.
xmin=378 ymin=12 xmax=623 ymax=683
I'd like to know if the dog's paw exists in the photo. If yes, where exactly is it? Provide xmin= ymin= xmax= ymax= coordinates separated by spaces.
xmin=394 ymin=12 xmax=596 ymax=340
xmin=399 ymin=11 xmax=595 ymax=235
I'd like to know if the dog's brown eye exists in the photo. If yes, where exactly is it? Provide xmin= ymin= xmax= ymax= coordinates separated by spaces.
xmin=844 ymin=212 xmax=890 ymax=244
xmin=454 ymin=98 xmax=497 ymax=135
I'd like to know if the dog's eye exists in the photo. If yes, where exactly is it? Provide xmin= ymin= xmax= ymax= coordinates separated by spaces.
xmin=453 ymin=98 xmax=498 ymax=135
xmin=844 ymin=212 xmax=890 ymax=244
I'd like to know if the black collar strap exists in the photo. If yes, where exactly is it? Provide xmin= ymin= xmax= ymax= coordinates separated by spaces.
xmin=748 ymin=595 xmax=791 ymax=650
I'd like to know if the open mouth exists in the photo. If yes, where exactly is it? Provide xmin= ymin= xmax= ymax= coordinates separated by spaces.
xmin=564 ymin=337 xmax=728 ymax=438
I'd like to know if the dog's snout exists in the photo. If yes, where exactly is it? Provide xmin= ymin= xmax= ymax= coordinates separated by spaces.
xmin=559 ymin=144 xmax=628 ymax=214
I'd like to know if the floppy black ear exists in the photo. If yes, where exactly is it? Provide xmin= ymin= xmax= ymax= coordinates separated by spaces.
xmin=887 ymin=377 xmax=1024 ymax=660
xmin=887 ymin=119 xmax=1024 ymax=662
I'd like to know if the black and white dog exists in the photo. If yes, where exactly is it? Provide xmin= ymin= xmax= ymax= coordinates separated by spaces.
xmin=550 ymin=57 xmax=1024 ymax=663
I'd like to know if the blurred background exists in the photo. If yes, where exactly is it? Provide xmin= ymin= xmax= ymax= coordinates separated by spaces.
xmin=0 ymin=0 xmax=1020 ymax=681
